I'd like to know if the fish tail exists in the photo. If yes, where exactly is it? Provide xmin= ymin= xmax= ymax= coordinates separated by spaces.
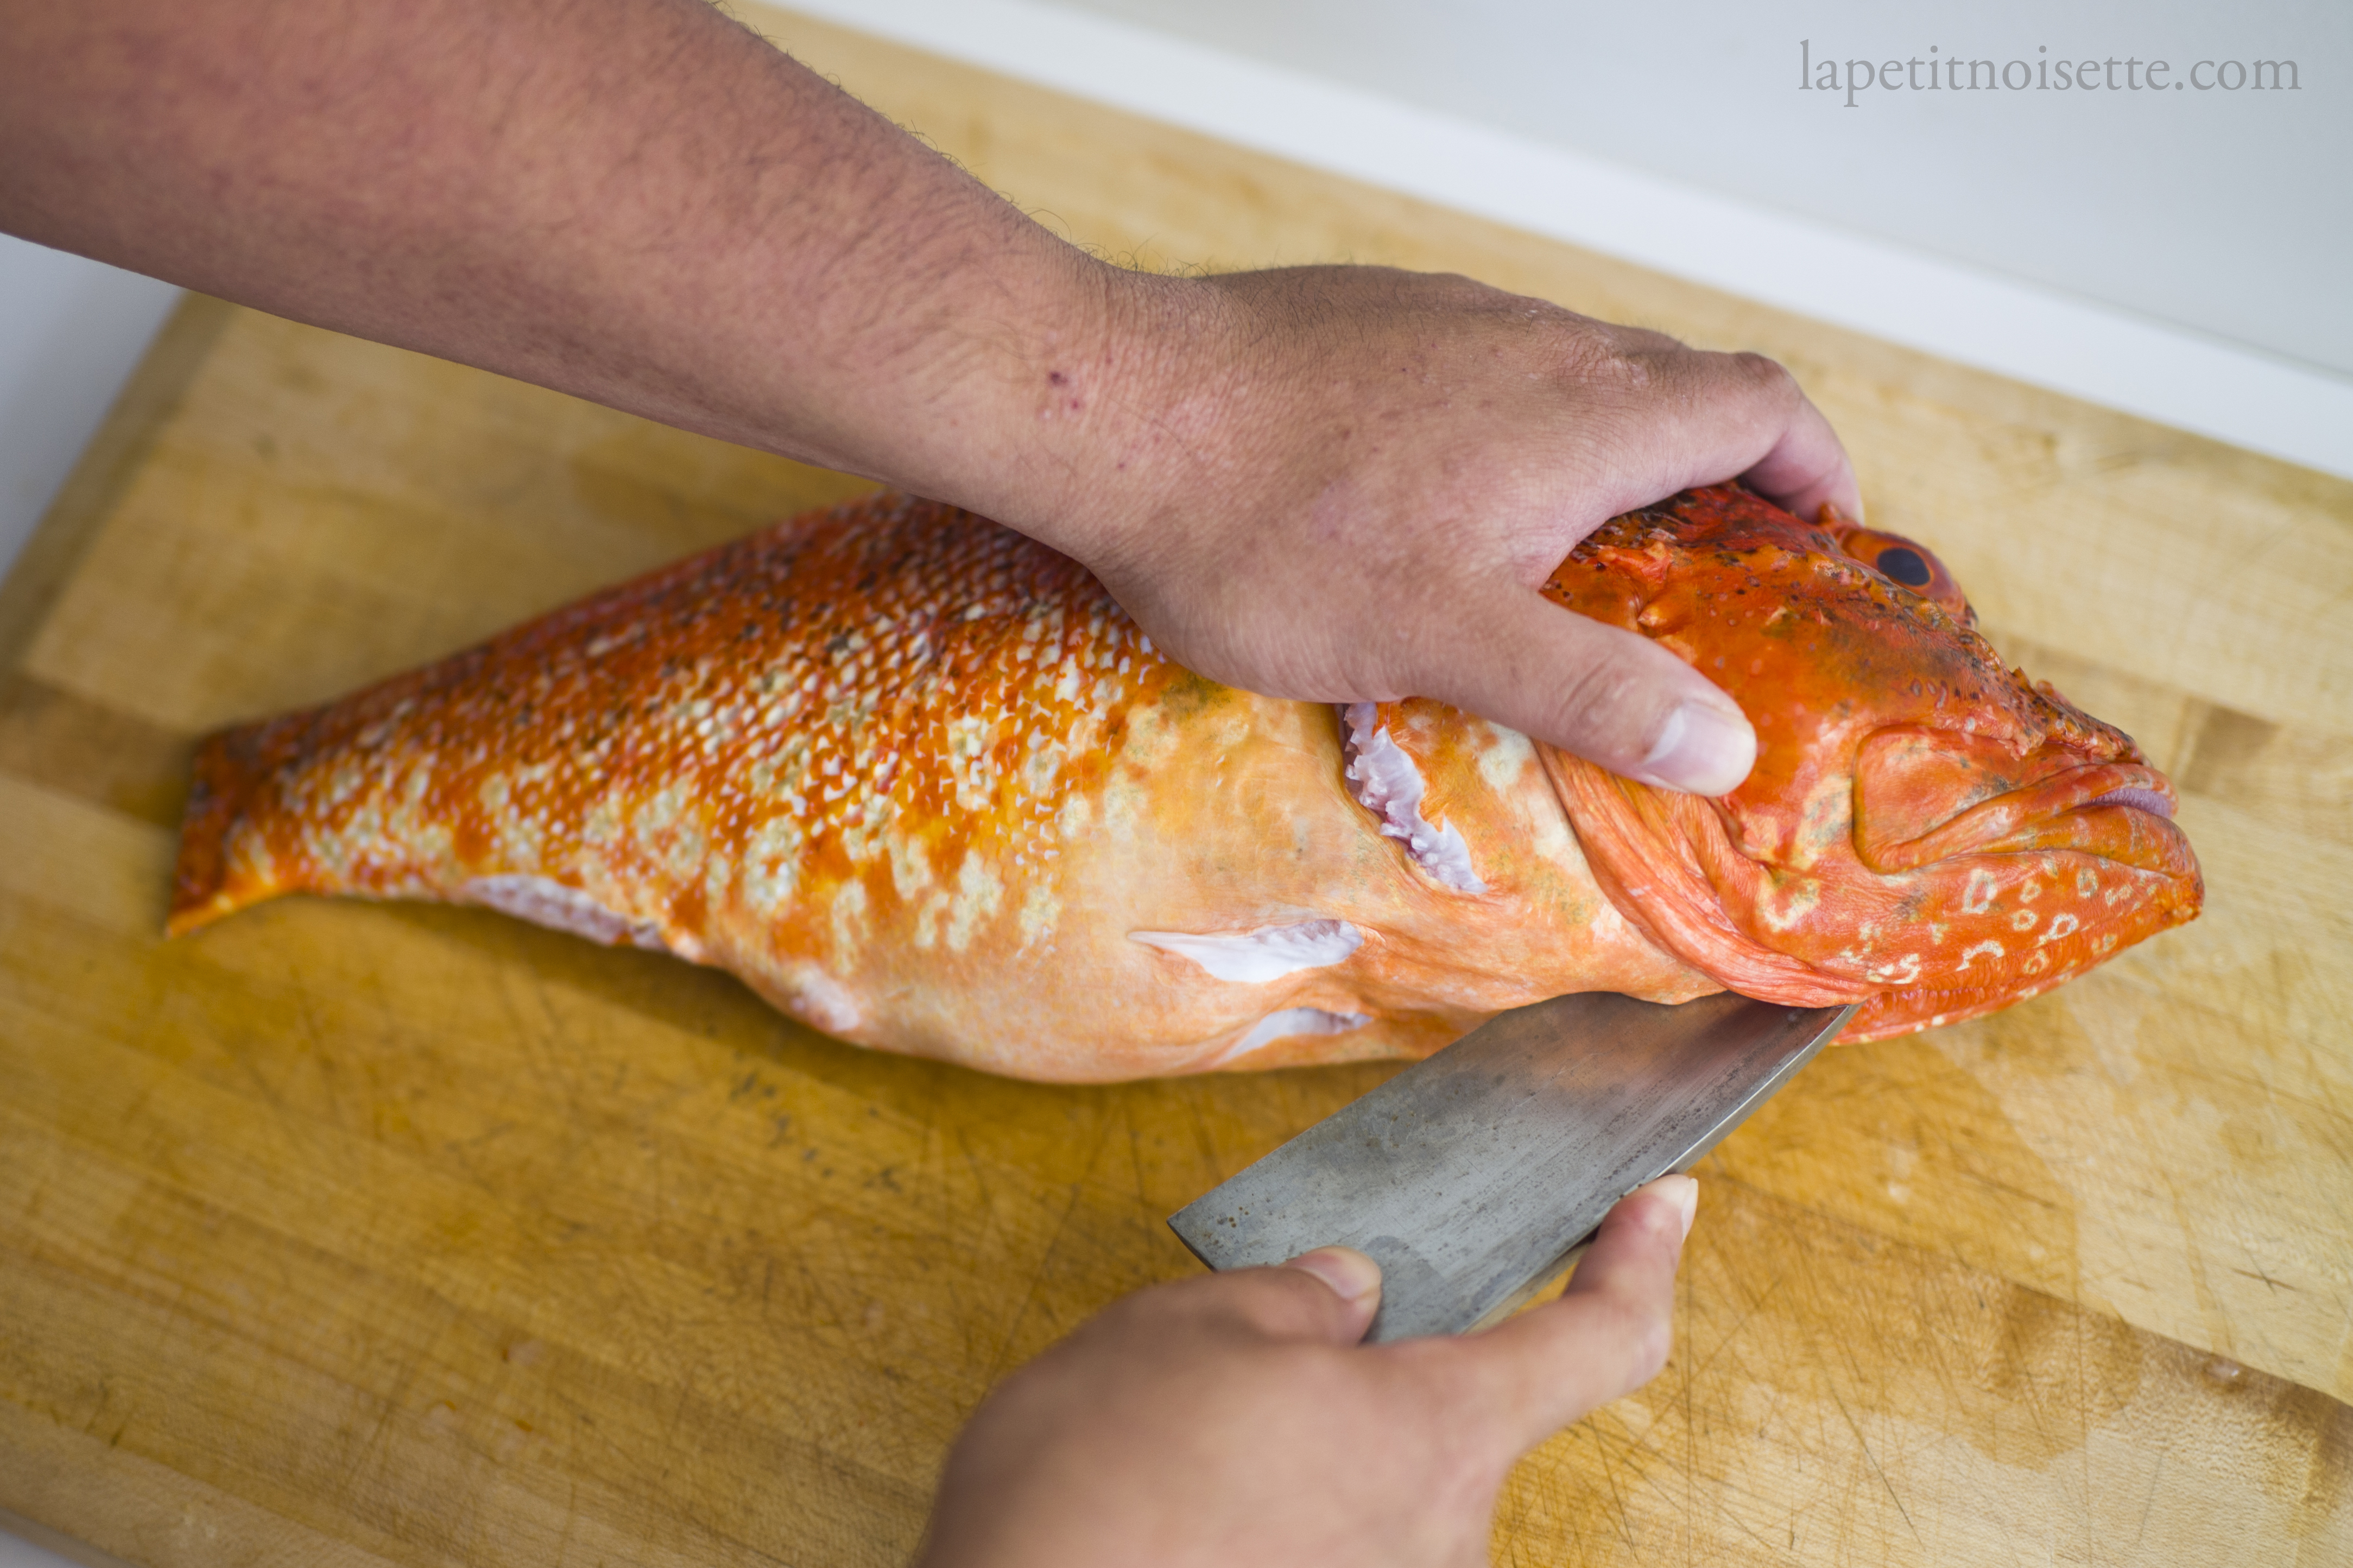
xmin=167 ymin=720 xmax=294 ymax=937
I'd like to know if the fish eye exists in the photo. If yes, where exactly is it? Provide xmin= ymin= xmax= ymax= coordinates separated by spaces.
xmin=1818 ymin=519 xmax=1975 ymax=624
xmin=1875 ymin=546 xmax=1933 ymax=588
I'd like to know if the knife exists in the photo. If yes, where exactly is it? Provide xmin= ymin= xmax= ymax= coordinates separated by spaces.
xmin=1167 ymin=991 xmax=1857 ymax=1342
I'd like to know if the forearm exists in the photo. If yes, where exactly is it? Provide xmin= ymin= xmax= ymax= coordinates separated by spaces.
xmin=0 ymin=0 xmax=1122 ymax=511
xmin=5 ymin=0 xmax=1858 ymax=788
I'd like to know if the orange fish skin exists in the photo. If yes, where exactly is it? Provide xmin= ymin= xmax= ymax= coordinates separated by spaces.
xmin=1534 ymin=485 xmax=2202 ymax=1042
xmin=172 ymin=493 xmax=1709 ymax=1082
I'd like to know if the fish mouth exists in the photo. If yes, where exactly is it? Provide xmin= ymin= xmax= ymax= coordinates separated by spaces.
xmin=1854 ymin=735 xmax=2191 ymax=878
xmin=1544 ymin=728 xmax=2203 ymax=1039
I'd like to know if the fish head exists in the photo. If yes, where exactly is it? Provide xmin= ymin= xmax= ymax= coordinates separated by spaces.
xmin=1536 ymin=484 xmax=2202 ymax=1042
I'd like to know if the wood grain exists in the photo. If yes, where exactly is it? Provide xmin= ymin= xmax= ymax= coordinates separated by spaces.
xmin=3 ymin=8 xmax=2347 ymax=1564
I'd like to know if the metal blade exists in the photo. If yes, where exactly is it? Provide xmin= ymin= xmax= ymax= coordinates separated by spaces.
xmin=1167 ymin=991 xmax=1857 ymax=1342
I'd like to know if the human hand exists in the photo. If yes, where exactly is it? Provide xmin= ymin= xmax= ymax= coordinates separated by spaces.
xmin=1007 ymin=266 xmax=1861 ymax=796
xmin=913 ymin=1175 xmax=1699 ymax=1568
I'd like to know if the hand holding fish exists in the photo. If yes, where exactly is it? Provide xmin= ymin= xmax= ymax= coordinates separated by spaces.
xmin=918 ymin=1178 xmax=1699 ymax=1568
xmin=1020 ymin=264 xmax=1862 ymax=794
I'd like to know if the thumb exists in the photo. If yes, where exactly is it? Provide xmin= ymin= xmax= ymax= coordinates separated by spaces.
xmin=1420 ymin=588 xmax=1755 ymax=795
xmin=1137 ymin=1245 xmax=1384 ymax=1348
xmin=1281 ymin=1245 xmax=1386 ymax=1344
xmin=1450 ymin=1175 xmax=1698 ymax=1456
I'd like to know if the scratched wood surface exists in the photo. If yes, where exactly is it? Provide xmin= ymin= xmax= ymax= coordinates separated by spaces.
xmin=3 ymin=9 xmax=2348 ymax=1565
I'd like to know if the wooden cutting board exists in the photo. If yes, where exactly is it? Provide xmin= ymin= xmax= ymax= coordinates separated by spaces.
xmin=3 ymin=9 xmax=2347 ymax=1565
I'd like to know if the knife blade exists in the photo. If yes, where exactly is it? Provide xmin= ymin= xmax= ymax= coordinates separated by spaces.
xmin=1167 ymin=991 xmax=1856 ymax=1342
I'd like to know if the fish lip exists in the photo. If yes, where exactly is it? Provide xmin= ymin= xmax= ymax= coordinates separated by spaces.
xmin=1856 ymin=759 xmax=2184 ymax=874
xmin=2079 ymin=785 xmax=2173 ymax=819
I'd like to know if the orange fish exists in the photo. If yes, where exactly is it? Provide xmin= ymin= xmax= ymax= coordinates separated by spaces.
xmin=169 ymin=485 xmax=2200 ymax=1081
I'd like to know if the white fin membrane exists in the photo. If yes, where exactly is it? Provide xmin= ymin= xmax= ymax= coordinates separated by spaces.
xmin=1338 ymin=703 xmax=1488 ymax=893
xmin=1216 ymin=1006 xmax=1373 ymax=1067
xmin=1130 ymin=918 xmax=1364 ymax=982
xmin=465 ymin=874 xmax=671 ymax=951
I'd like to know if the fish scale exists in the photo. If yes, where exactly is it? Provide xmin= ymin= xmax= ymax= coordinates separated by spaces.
xmin=182 ymin=496 xmax=1160 ymax=923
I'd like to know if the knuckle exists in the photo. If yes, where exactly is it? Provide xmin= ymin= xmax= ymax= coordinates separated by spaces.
xmin=1628 ymin=1309 xmax=1675 ymax=1381
xmin=1586 ymin=1293 xmax=1674 ymax=1383
xmin=1725 ymin=350 xmax=1799 ymax=402
xmin=1616 ymin=324 xmax=1687 ymax=354
xmin=1096 ymin=1281 xmax=1200 ymax=1342
xmin=1560 ymin=327 xmax=1698 ymax=402
xmin=1570 ymin=340 xmax=1656 ymax=396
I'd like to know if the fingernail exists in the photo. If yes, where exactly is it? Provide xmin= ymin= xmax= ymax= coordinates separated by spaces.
xmin=1285 ymin=1246 xmax=1383 ymax=1306
xmin=1635 ymin=702 xmax=1755 ymax=796
xmin=1636 ymin=1175 xmax=1699 ymax=1241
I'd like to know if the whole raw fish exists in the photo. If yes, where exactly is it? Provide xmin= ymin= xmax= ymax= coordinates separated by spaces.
xmin=169 ymin=485 xmax=2201 ymax=1081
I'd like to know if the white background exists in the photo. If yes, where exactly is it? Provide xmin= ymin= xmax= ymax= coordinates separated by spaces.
xmin=1049 ymin=0 xmax=2352 ymax=377
xmin=0 ymin=243 xmax=178 ymax=582
xmin=0 ymin=1525 xmax=97 ymax=1568
xmin=0 ymin=1 xmax=2342 ymax=1560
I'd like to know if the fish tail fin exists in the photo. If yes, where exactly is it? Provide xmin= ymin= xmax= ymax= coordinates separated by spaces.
xmin=167 ymin=721 xmax=294 ymax=937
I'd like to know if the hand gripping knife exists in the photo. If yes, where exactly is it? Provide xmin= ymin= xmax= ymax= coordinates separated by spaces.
xmin=1168 ymin=991 xmax=1856 ymax=1341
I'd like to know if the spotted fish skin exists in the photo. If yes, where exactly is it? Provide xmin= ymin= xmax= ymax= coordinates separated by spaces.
xmin=172 ymin=493 xmax=1699 ymax=1081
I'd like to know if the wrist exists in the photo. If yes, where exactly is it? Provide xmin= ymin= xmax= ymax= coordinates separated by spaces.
xmin=986 ymin=264 xmax=1247 ymax=576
